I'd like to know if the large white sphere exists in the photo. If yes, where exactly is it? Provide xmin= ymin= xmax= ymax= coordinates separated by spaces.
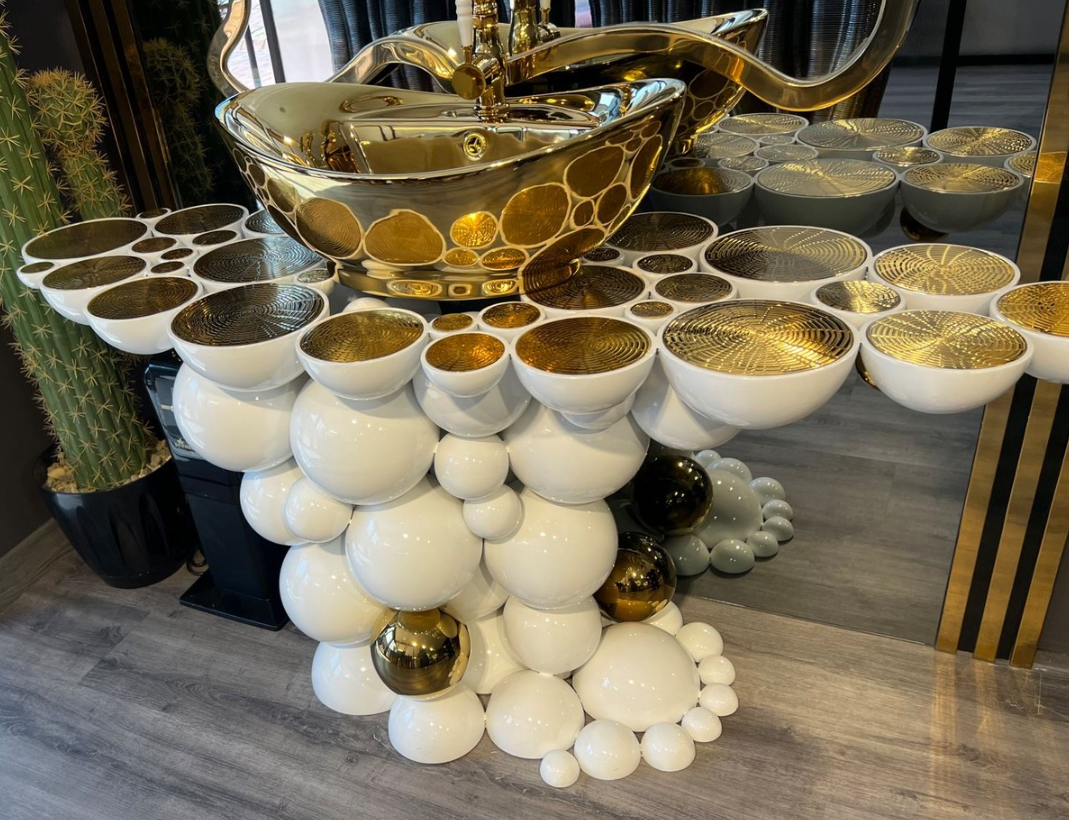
xmin=484 ymin=488 xmax=617 ymax=609
xmin=311 ymin=641 xmax=397 ymax=716
xmin=572 ymin=622 xmax=700 ymax=731
xmin=696 ymin=469 xmax=763 ymax=547
xmin=434 ymin=434 xmax=509 ymax=501
xmin=631 ymin=359 xmax=740 ymax=451
xmin=388 ymin=684 xmax=485 ymax=764
xmin=504 ymin=401 xmax=648 ymax=504
xmin=676 ymin=622 xmax=724 ymax=662
xmin=279 ymin=538 xmax=385 ymax=644
xmin=445 ymin=559 xmax=508 ymax=621
xmin=699 ymin=683 xmax=739 ymax=716
xmin=290 ymin=380 xmax=437 ymax=505
xmin=462 ymin=485 xmax=522 ymax=540
xmin=412 ymin=368 xmax=530 ymax=438
xmin=462 ymin=613 xmax=525 ymax=695
xmin=573 ymin=720 xmax=641 ymax=781
xmin=346 ymin=479 xmax=482 ymax=610
xmin=540 ymin=750 xmax=581 ymax=789
xmin=485 ymin=671 xmax=585 ymax=759
xmin=172 ymin=364 xmax=298 ymax=472
xmin=283 ymin=477 xmax=353 ymax=543
xmin=681 ymin=706 xmax=723 ymax=742
xmin=502 ymin=596 xmax=602 ymax=675
xmin=640 ymin=722 xmax=695 ymax=772
xmin=239 ymin=459 xmax=303 ymax=546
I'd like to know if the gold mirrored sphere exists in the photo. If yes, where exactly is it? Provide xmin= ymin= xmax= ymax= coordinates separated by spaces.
xmin=594 ymin=532 xmax=677 ymax=622
xmin=370 ymin=609 xmax=471 ymax=697
xmin=630 ymin=455 xmax=714 ymax=536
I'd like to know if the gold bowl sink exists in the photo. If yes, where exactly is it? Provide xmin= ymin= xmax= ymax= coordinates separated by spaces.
xmin=217 ymin=79 xmax=685 ymax=300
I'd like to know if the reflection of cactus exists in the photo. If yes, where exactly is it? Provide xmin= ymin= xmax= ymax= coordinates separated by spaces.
xmin=0 ymin=10 xmax=154 ymax=490
xmin=25 ymin=69 xmax=128 ymax=220
xmin=143 ymin=38 xmax=213 ymax=202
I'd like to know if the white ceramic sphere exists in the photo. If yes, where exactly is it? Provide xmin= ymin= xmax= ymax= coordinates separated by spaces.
xmin=700 ymin=683 xmax=740 ymax=716
xmin=172 ymin=364 xmax=298 ymax=472
xmin=445 ymin=559 xmax=509 ymax=621
xmin=484 ymin=488 xmax=617 ymax=609
xmin=462 ymin=613 xmax=525 ymax=695
xmin=279 ymin=537 xmax=385 ymax=644
xmin=504 ymin=401 xmax=648 ymax=505
xmin=763 ymin=515 xmax=795 ymax=542
xmin=644 ymin=601 xmax=684 ymax=635
xmin=747 ymin=531 xmax=780 ymax=558
xmin=239 ymin=459 xmax=303 ymax=546
xmin=485 ymin=671 xmax=585 ymax=759
xmin=572 ymin=622 xmax=700 ymax=731
xmin=388 ymin=684 xmax=485 ymax=764
xmin=676 ymin=622 xmax=724 ymax=662
xmin=750 ymin=476 xmax=786 ymax=506
xmin=709 ymin=539 xmax=756 ymax=574
xmin=311 ymin=641 xmax=397 ymax=716
xmin=346 ymin=479 xmax=482 ymax=610
xmin=681 ymin=706 xmax=723 ymax=742
xmin=762 ymin=499 xmax=794 ymax=521
xmin=573 ymin=720 xmax=641 ymax=781
xmin=412 ymin=368 xmax=531 ymax=438
xmin=434 ymin=434 xmax=509 ymax=501
xmin=640 ymin=722 xmax=696 ymax=772
xmin=462 ymin=485 xmax=523 ymax=541
xmin=663 ymin=534 xmax=710 ymax=576
xmin=630 ymin=359 xmax=740 ymax=451
xmin=290 ymin=380 xmax=438 ymax=505
xmin=502 ymin=596 xmax=602 ymax=675
xmin=699 ymin=654 xmax=737 ymax=686
xmin=540 ymin=750 xmax=581 ymax=788
xmin=710 ymin=458 xmax=752 ymax=483
xmin=696 ymin=469 xmax=763 ymax=546
xmin=345 ymin=296 xmax=390 ymax=312
xmin=281 ymin=477 xmax=352 ymax=544
xmin=693 ymin=449 xmax=721 ymax=470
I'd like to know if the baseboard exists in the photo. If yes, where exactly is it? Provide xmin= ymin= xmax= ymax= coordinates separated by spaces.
xmin=0 ymin=519 xmax=71 ymax=614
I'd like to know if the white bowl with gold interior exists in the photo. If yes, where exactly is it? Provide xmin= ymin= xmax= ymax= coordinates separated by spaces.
xmin=990 ymin=282 xmax=1069 ymax=383
xmin=130 ymin=235 xmax=181 ymax=265
xmin=759 ymin=133 xmax=796 ymax=146
xmin=86 ymin=276 xmax=203 ymax=355
xmin=859 ymin=310 xmax=1031 ymax=413
xmin=700 ymin=225 xmax=871 ymax=302
xmin=626 ymin=300 xmax=678 ymax=332
xmin=652 ymin=273 xmax=737 ymax=312
xmin=513 ymin=316 xmax=656 ymax=414
xmin=1004 ymin=150 xmax=1037 ymax=182
xmin=717 ymin=113 xmax=807 ymax=140
xmin=754 ymin=144 xmax=819 ymax=165
xmin=899 ymin=164 xmax=1024 ymax=235
xmin=873 ymin=146 xmax=943 ymax=172
xmin=647 ymin=167 xmax=754 ymax=226
xmin=192 ymin=236 xmax=323 ymax=294
xmin=924 ymin=126 xmax=1036 ymax=168
xmin=39 ymin=255 xmax=148 ymax=324
xmin=420 ymin=332 xmax=510 ymax=398
xmin=149 ymin=260 xmax=191 ymax=278
xmin=692 ymin=133 xmax=758 ymax=162
xmin=869 ymin=244 xmax=1020 ymax=314
xmin=22 ymin=217 xmax=149 ymax=266
xmin=658 ymin=300 xmax=859 ymax=429
xmin=582 ymin=246 xmax=625 ymax=266
xmin=296 ymin=308 xmax=428 ymax=400
xmin=136 ymin=207 xmax=171 ymax=229
xmin=169 ymin=282 xmax=327 ymax=392
xmin=16 ymin=260 xmax=55 ymax=289
xmin=807 ymin=280 xmax=904 ymax=330
xmin=191 ymin=229 xmax=242 ymax=253
xmin=521 ymin=264 xmax=649 ymax=318
xmin=477 ymin=302 xmax=544 ymax=342
xmin=605 ymin=212 xmax=718 ymax=266
xmin=718 ymin=155 xmax=769 ymax=177
xmin=428 ymin=312 xmax=479 ymax=340
xmin=294 ymin=265 xmax=337 ymax=296
xmin=244 ymin=209 xmax=287 ymax=239
xmin=796 ymin=118 xmax=927 ymax=161
xmin=152 ymin=204 xmax=249 ymax=245
xmin=634 ymin=253 xmax=698 ymax=277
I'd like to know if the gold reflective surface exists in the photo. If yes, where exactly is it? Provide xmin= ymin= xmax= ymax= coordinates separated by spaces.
xmin=655 ymin=273 xmax=734 ymax=302
xmin=654 ymin=167 xmax=751 ymax=195
xmin=866 ymin=311 xmax=1028 ymax=369
xmin=609 ymin=212 xmax=715 ymax=251
xmin=996 ymin=282 xmax=1069 ymax=337
xmin=903 ymin=163 xmax=1021 ymax=193
xmin=132 ymin=237 xmax=177 ymax=253
xmin=704 ymin=226 xmax=869 ymax=281
xmin=20 ymin=261 xmax=54 ymax=274
xmin=295 ymin=268 xmax=332 ymax=283
xmin=245 ymin=209 xmax=284 ymax=234
xmin=171 ymin=283 xmax=322 ymax=346
xmin=594 ymin=532 xmax=677 ymax=621
xmin=524 ymin=264 xmax=645 ymax=310
xmin=162 ymin=248 xmax=195 ymax=261
xmin=1006 ymin=150 xmax=1036 ymax=178
xmin=150 ymin=261 xmax=186 ymax=274
xmin=816 ymin=280 xmax=901 ymax=313
xmin=516 ymin=316 xmax=650 ymax=374
xmin=872 ymin=145 xmax=942 ymax=167
xmin=584 ymin=246 xmax=622 ymax=262
xmin=758 ymin=158 xmax=897 ymax=197
xmin=797 ymin=117 xmax=925 ymax=150
xmin=874 ymin=244 xmax=1017 ymax=295
xmin=88 ymin=277 xmax=199 ymax=320
xmin=754 ymin=144 xmax=819 ymax=163
xmin=193 ymin=236 xmax=322 ymax=283
xmin=719 ymin=155 xmax=768 ymax=173
xmin=156 ymin=204 xmax=246 ymax=236
xmin=193 ymin=229 xmax=239 ymax=247
xmin=718 ymin=112 xmax=807 ymax=136
xmin=431 ymin=313 xmax=475 ymax=332
xmin=371 ymin=608 xmax=470 ymax=697
xmin=692 ymin=132 xmax=757 ymax=159
xmin=636 ymin=253 xmax=694 ymax=274
xmin=481 ymin=301 xmax=541 ymax=328
xmin=42 ymin=256 xmax=146 ymax=290
xmin=300 ymin=309 xmax=424 ymax=361
xmin=630 ymin=300 xmax=674 ymax=318
xmin=425 ymin=332 xmax=506 ymax=371
xmin=927 ymin=126 xmax=1034 ymax=157
xmin=24 ymin=218 xmax=146 ymax=261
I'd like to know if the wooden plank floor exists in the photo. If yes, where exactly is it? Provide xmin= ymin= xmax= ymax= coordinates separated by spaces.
xmin=1 ymin=554 xmax=1068 ymax=820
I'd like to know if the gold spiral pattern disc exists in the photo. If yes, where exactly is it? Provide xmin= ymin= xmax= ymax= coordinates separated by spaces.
xmin=754 ymin=144 xmax=819 ymax=163
xmin=583 ymin=246 xmax=622 ymax=263
xmin=872 ymin=146 xmax=942 ymax=168
xmin=516 ymin=317 xmax=651 ymax=375
xmin=163 ymin=248 xmax=195 ymax=261
xmin=431 ymin=313 xmax=475 ymax=332
xmin=132 ymin=237 xmax=177 ymax=254
xmin=719 ymin=156 xmax=768 ymax=173
xmin=704 ymin=226 xmax=869 ymax=282
xmin=481 ymin=302 xmax=541 ymax=329
xmin=655 ymin=273 xmax=733 ymax=303
xmin=20 ymin=261 xmax=54 ymax=274
xmin=608 ymin=213 xmax=714 ymax=252
xmin=718 ymin=113 xmax=807 ymax=136
xmin=692 ymin=133 xmax=757 ymax=160
xmin=654 ymin=168 xmax=750 ymax=196
xmin=193 ymin=229 xmax=239 ymax=247
xmin=525 ymin=265 xmax=646 ymax=311
xmin=171 ymin=283 xmax=322 ymax=347
xmin=296 ymin=268 xmax=332 ymax=284
xmin=300 ymin=309 xmax=424 ymax=362
xmin=630 ymin=300 xmax=674 ymax=318
xmin=43 ymin=256 xmax=146 ymax=290
xmin=156 ymin=204 xmax=245 ymax=236
xmin=903 ymin=163 xmax=1020 ymax=193
xmin=194 ymin=236 xmax=322 ymax=283
xmin=138 ymin=208 xmax=168 ymax=219
xmin=425 ymin=333 xmax=506 ymax=372
xmin=88 ymin=277 xmax=199 ymax=320
xmin=637 ymin=254 xmax=693 ymax=274
xmin=798 ymin=118 xmax=925 ymax=150
xmin=25 ymin=218 xmax=146 ymax=261
xmin=245 ymin=209 xmax=284 ymax=235
xmin=874 ymin=244 xmax=1017 ymax=295
xmin=1006 ymin=151 xmax=1036 ymax=178
xmin=996 ymin=282 xmax=1069 ymax=337
xmin=926 ymin=126 xmax=1034 ymax=157
xmin=758 ymin=159 xmax=896 ymax=197
xmin=151 ymin=261 xmax=186 ymax=274
xmin=816 ymin=280 xmax=901 ymax=313
xmin=866 ymin=311 xmax=1027 ymax=369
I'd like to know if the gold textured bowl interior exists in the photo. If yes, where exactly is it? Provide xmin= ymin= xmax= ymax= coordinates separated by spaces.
xmin=583 ymin=246 xmax=623 ymax=263
xmin=525 ymin=264 xmax=646 ymax=310
xmin=655 ymin=273 xmax=733 ymax=303
xmin=663 ymin=300 xmax=854 ymax=375
xmin=482 ymin=302 xmax=541 ymax=329
xmin=296 ymin=268 xmax=332 ymax=283
xmin=42 ymin=256 xmax=146 ymax=290
xmin=300 ymin=309 xmax=424 ymax=362
xmin=88 ymin=276 xmax=199 ymax=320
xmin=704 ymin=226 xmax=869 ymax=282
xmin=432 ymin=314 xmax=475 ymax=332
xmin=1006 ymin=151 xmax=1036 ymax=178
xmin=874 ymin=244 xmax=1017 ymax=295
xmin=755 ymin=144 xmax=819 ymax=163
xmin=138 ymin=208 xmax=169 ymax=219
xmin=692 ymin=133 xmax=757 ymax=160
xmin=163 ymin=248 xmax=195 ymax=261
xmin=245 ymin=210 xmax=284 ymax=234
xmin=872 ymin=146 xmax=942 ymax=168
xmin=609 ymin=212 xmax=715 ymax=252
xmin=996 ymin=282 xmax=1069 ymax=337
xmin=132 ymin=237 xmax=177 ymax=254
xmin=25 ymin=218 xmax=146 ymax=261
xmin=193 ymin=236 xmax=322 ymax=283
xmin=631 ymin=300 xmax=674 ymax=318
xmin=193 ymin=229 xmax=240 ymax=247
xmin=171 ymin=283 xmax=322 ymax=347
xmin=637 ymin=253 xmax=694 ymax=274
xmin=718 ymin=113 xmax=807 ymax=136
xmin=151 ymin=261 xmax=186 ymax=274
xmin=903 ymin=163 xmax=1021 ymax=193
xmin=425 ymin=333 xmax=506 ymax=371
xmin=926 ymin=126 xmax=1034 ymax=157
xmin=866 ymin=311 xmax=1027 ymax=369
xmin=720 ymin=155 xmax=768 ymax=173
xmin=816 ymin=280 xmax=901 ymax=313
xmin=757 ymin=159 xmax=896 ymax=198
xmin=654 ymin=168 xmax=750 ymax=196
xmin=156 ymin=204 xmax=245 ymax=236
xmin=516 ymin=316 xmax=650 ymax=374
xmin=798 ymin=118 xmax=925 ymax=150
xmin=20 ymin=261 xmax=54 ymax=275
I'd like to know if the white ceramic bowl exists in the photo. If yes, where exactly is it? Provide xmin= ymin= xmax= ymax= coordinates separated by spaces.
xmin=924 ymin=126 xmax=1037 ymax=168
xmin=807 ymin=280 xmax=904 ymax=330
xmin=795 ymin=117 xmax=927 ymax=161
xmin=718 ymin=155 xmax=769 ymax=176
xmin=521 ymin=265 xmax=650 ymax=319
xmin=421 ymin=332 xmax=510 ymax=398
xmin=39 ymin=255 xmax=148 ymax=324
xmin=191 ymin=236 xmax=323 ymax=294
xmin=148 ymin=260 xmax=192 ymax=277
xmin=582 ymin=246 xmax=625 ymax=266
xmin=428 ymin=312 xmax=479 ymax=340
xmin=990 ymin=282 xmax=1069 ymax=383
xmin=899 ymin=163 xmax=1023 ymax=234
xmin=630 ymin=357 xmax=740 ymax=451
xmin=152 ymin=203 xmax=249 ymax=245
xmin=646 ymin=167 xmax=754 ymax=226
xmin=136 ymin=207 xmax=171 ymax=228
xmin=16 ymin=260 xmax=55 ymax=289
xmin=191 ymin=228 xmax=242 ymax=252
xmin=22 ymin=217 xmax=149 ymax=265
xmin=691 ymin=132 xmax=758 ymax=161
xmin=477 ymin=302 xmax=543 ymax=341
xmin=753 ymin=144 xmax=819 ymax=165
xmin=758 ymin=133 xmax=796 ymax=146
xmin=634 ymin=253 xmax=698 ymax=276
xmin=652 ymin=272 xmax=737 ymax=312
xmin=87 ymin=276 xmax=202 ymax=355
xmin=717 ymin=113 xmax=807 ymax=139
xmin=130 ymin=235 xmax=181 ymax=265
xmin=872 ymin=146 xmax=943 ymax=172
xmin=625 ymin=300 xmax=678 ymax=332
xmin=294 ymin=266 xmax=336 ymax=295
xmin=605 ymin=212 xmax=718 ymax=266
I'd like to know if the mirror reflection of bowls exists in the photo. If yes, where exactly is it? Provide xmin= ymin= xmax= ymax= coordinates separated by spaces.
xmin=606 ymin=211 xmax=718 ymax=265
xmin=522 ymin=264 xmax=649 ymax=318
xmin=513 ymin=316 xmax=656 ymax=414
xmin=653 ymin=273 xmax=737 ymax=311
xmin=169 ymin=282 xmax=327 ymax=391
xmin=758 ymin=133 xmax=796 ymax=146
xmin=808 ymin=279 xmax=904 ymax=329
xmin=583 ymin=246 xmax=625 ymax=266
xmin=244 ymin=209 xmax=286 ymax=238
xmin=873 ymin=145 xmax=943 ymax=171
xmin=22 ymin=216 xmax=148 ymax=265
xmin=130 ymin=235 xmax=180 ymax=265
xmin=429 ymin=312 xmax=478 ymax=340
xmin=991 ymin=282 xmax=1069 ymax=383
xmin=899 ymin=163 xmax=1023 ymax=234
xmin=718 ymin=155 xmax=769 ymax=176
xmin=16 ymin=260 xmax=55 ymax=289
xmin=701 ymin=225 xmax=871 ymax=301
xmin=86 ymin=276 xmax=202 ymax=355
xmin=691 ymin=133 xmax=758 ymax=161
xmin=754 ymin=158 xmax=898 ymax=234
xmin=647 ymin=167 xmax=754 ymax=226
xmin=421 ymin=332 xmax=510 ymax=398
xmin=627 ymin=300 xmax=677 ymax=331
xmin=924 ymin=126 xmax=1036 ymax=167
xmin=149 ymin=260 xmax=191 ymax=277
xmin=635 ymin=253 xmax=698 ymax=276
xmin=136 ymin=207 xmax=171 ymax=228
xmin=477 ymin=301 xmax=543 ymax=342
xmin=192 ymin=235 xmax=323 ymax=293
xmin=658 ymin=299 xmax=858 ymax=429
xmin=40 ymin=255 xmax=147 ymax=324
xmin=796 ymin=117 xmax=927 ymax=160
xmin=869 ymin=243 xmax=1020 ymax=314
xmin=153 ymin=203 xmax=249 ymax=245
xmin=295 ymin=266 xmax=337 ymax=295
xmin=192 ymin=228 xmax=241 ymax=252
xmin=297 ymin=308 xmax=428 ymax=400
xmin=754 ymin=144 xmax=819 ymax=164
xmin=859 ymin=310 xmax=1031 ymax=413
xmin=717 ymin=113 xmax=807 ymax=139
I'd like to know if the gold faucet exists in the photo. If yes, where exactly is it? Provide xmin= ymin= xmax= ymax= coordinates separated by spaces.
xmin=451 ymin=0 xmax=510 ymax=120
xmin=510 ymin=0 xmax=558 ymax=54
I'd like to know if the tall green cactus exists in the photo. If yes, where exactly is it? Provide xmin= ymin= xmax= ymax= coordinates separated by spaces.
xmin=0 ymin=9 xmax=155 ymax=491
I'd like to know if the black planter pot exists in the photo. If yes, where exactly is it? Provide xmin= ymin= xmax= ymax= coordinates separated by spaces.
xmin=35 ymin=448 xmax=200 ymax=589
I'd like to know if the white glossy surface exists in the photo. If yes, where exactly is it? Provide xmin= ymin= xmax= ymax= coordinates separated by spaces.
xmin=750 ymin=477 xmax=786 ymax=505
xmin=763 ymin=515 xmax=796 ymax=542
xmin=388 ymin=684 xmax=485 ymax=764
xmin=663 ymin=534 xmax=711 ymax=576
xmin=412 ymin=367 xmax=531 ymax=438
xmin=502 ymin=596 xmax=602 ymax=675
xmin=282 ymin=476 xmax=353 ymax=544
xmin=699 ymin=654 xmax=737 ymax=686
xmin=899 ymin=164 xmax=1023 ymax=233
xmin=87 ymin=277 xmax=201 ymax=354
xmin=311 ymin=641 xmax=397 ymax=716
xmin=559 ymin=395 xmax=636 ymax=431
xmin=462 ymin=485 xmax=523 ymax=540
xmin=709 ymin=538 xmax=756 ymax=573
xmin=434 ymin=434 xmax=509 ymax=501
xmin=710 ymin=457 xmax=752 ymax=482
xmin=573 ymin=720 xmax=642 ymax=781
xmin=699 ymin=683 xmax=740 ymax=716
xmin=445 ymin=558 xmax=509 ymax=621
xmin=640 ymin=722 xmax=696 ymax=772
xmin=539 ymin=750 xmax=581 ymax=788
xmin=763 ymin=499 xmax=794 ymax=520
xmin=754 ymin=164 xmax=897 ymax=235
xmin=21 ymin=216 xmax=148 ymax=264
xmin=696 ymin=470 xmax=763 ymax=546
xmin=154 ymin=204 xmax=249 ymax=242
xmin=676 ymin=622 xmax=725 ymax=662
xmin=644 ymin=601 xmax=684 ymax=635
xmin=16 ymin=261 xmax=55 ymax=289
xmin=239 ymin=459 xmax=303 ymax=546
xmin=630 ymin=359 xmax=740 ymax=451
xmin=485 ymin=671 xmax=585 ymax=759
xmin=421 ymin=335 xmax=510 ymax=398
xmin=747 ymin=530 xmax=781 ymax=558
xmin=681 ymin=706 xmax=723 ymax=742
xmin=646 ymin=170 xmax=754 ymax=226
xmin=41 ymin=266 xmax=146 ymax=325
xmin=461 ymin=613 xmax=525 ymax=695
xmin=869 ymin=246 xmax=1021 ymax=314
xmin=991 ymin=293 xmax=1069 ymax=384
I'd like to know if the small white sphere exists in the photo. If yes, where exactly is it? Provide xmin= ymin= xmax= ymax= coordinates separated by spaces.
xmin=540 ymin=750 xmax=580 ymax=789
xmin=485 ymin=671 xmax=585 ymax=759
xmin=763 ymin=515 xmax=795 ymax=542
xmin=698 ymin=654 xmax=736 ymax=686
xmin=283 ymin=476 xmax=353 ymax=543
xmin=693 ymin=449 xmax=721 ymax=470
xmin=699 ymin=683 xmax=739 ymax=716
xmin=696 ymin=470 xmax=763 ymax=546
xmin=462 ymin=485 xmax=522 ymax=540
xmin=709 ymin=538 xmax=756 ymax=574
xmin=747 ymin=530 xmax=780 ymax=558
xmin=445 ymin=559 xmax=508 ymax=621
xmin=644 ymin=601 xmax=684 ymax=635
xmin=762 ymin=499 xmax=794 ymax=521
xmin=573 ymin=720 xmax=641 ymax=781
xmin=311 ymin=641 xmax=396 ymax=716
xmin=345 ymin=296 xmax=389 ymax=312
xmin=676 ymin=622 xmax=724 ymax=662
xmin=461 ymin=613 xmax=525 ymax=695
xmin=412 ymin=368 xmax=531 ymax=438
xmin=663 ymin=534 xmax=710 ymax=576
xmin=388 ymin=684 xmax=485 ymax=764
xmin=681 ymin=706 xmax=723 ymax=742
xmin=502 ymin=596 xmax=602 ymax=675
xmin=750 ymin=476 xmax=786 ymax=506
xmin=434 ymin=434 xmax=509 ymax=501
xmin=640 ymin=722 xmax=696 ymax=772
xmin=240 ymin=459 xmax=303 ymax=546
xmin=710 ymin=457 xmax=752 ymax=482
